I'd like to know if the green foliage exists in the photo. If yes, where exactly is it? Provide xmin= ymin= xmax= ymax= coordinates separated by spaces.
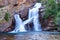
xmin=4 ymin=12 xmax=10 ymax=21
xmin=41 ymin=0 xmax=47 ymax=4
xmin=54 ymin=12 xmax=60 ymax=25
xmin=43 ymin=0 xmax=58 ymax=19
xmin=42 ymin=0 xmax=60 ymax=27
xmin=54 ymin=3 xmax=60 ymax=26
xmin=58 ymin=3 xmax=60 ymax=11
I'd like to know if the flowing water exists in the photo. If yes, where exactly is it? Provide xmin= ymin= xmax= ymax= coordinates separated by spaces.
xmin=9 ymin=3 xmax=42 ymax=33
xmin=9 ymin=14 xmax=26 ymax=33
xmin=28 ymin=3 xmax=42 ymax=31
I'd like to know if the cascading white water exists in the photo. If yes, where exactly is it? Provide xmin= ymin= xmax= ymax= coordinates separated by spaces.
xmin=28 ymin=3 xmax=42 ymax=31
xmin=9 ymin=14 xmax=34 ymax=33
xmin=9 ymin=14 xmax=26 ymax=33
xmin=14 ymin=14 xmax=27 ymax=32
xmin=9 ymin=3 xmax=42 ymax=33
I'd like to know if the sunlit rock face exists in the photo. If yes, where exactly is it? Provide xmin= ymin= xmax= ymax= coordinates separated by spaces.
xmin=0 ymin=0 xmax=36 ymax=7
xmin=0 ymin=0 xmax=3 ymax=6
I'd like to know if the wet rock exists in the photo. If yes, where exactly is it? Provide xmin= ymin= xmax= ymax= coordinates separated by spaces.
xmin=42 ymin=16 xmax=58 ymax=31
xmin=19 ymin=7 xmax=29 ymax=21
xmin=0 ymin=19 xmax=12 ymax=32
xmin=3 ymin=18 xmax=15 ymax=32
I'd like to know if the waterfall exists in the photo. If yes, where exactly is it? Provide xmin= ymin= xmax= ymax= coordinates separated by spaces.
xmin=9 ymin=14 xmax=26 ymax=33
xmin=9 ymin=3 xmax=42 ymax=33
xmin=28 ymin=3 xmax=42 ymax=31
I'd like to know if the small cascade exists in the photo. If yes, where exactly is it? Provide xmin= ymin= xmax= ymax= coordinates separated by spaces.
xmin=28 ymin=3 xmax=42 ymax=31
xmin=9 ymin=14 xmax=26 ymax=33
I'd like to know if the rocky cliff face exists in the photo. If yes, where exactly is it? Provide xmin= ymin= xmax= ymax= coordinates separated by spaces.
xmin=0 ymin=0 xmax=36 ymax=6
xmin=0 ymin=0 xmax=3 ymax=6
xmin=0 ymin=0 xmax=36 ymax=32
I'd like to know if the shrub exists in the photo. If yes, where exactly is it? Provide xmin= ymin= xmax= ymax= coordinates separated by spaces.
xmin=43 ymin=0 xmax=58 ymax=19
xmin=4 ymin=12 xmax=10 ymax=21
